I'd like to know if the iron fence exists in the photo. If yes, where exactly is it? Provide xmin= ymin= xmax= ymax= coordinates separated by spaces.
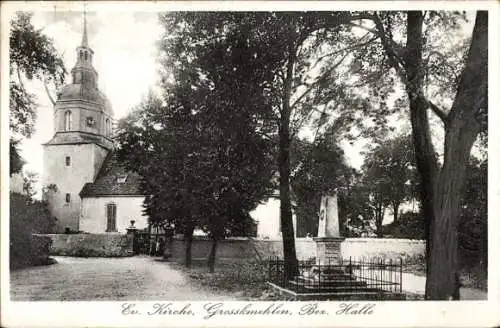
xmin=268 ymin=256 xmax=402 ymax=295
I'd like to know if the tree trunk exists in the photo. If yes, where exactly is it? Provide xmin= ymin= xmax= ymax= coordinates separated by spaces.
xmin=279 ymin=36 xmax=299 ymax=280
xmin=425 ymin=11 xmax=487 ymax=300
xmin=184 ymin=221 xmax=195 ymax=268
xmin=392 ymin=202 xmax=400 ymax=223
xmin=374 ymin=204 xmax=384 ymax=237
xmin=207 ymin=237 xmax=218 ymax=273
xmin=404 ymin=11 xmax=487 ymax=300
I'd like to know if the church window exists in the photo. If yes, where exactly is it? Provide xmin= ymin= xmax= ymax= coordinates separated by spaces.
xmin=65 ymin=193 xmax=71 ymax=203
xmin=106 ymin=203 xmax=117 ymax=232
xmin=80 ymin=51 xmax=83 ymax=60
xmin=84 ymin=51 xmax=88 ymax=61
xmin=65 ymin=156 xmax=71 ymax=166
xmin=105 ymin=118 xmax=111 ymax=136
xmin=86 ymin=116 xmax=95 ymax=127
xmin=64 ymin=111 xmax=72 ymax=131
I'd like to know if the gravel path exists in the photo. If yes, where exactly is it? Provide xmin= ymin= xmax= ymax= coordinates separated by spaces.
xmin=400 ymin=272 xmax=487 ymax=300
xmin=10 ymin=256 xmax=237 ymax=301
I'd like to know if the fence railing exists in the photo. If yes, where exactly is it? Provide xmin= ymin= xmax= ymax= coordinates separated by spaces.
xmin=268 ymin=256 xmax=402 ymax=294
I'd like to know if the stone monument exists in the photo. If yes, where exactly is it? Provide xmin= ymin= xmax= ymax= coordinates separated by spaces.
xmin=314 ymin=194 xmax=344 ymax=264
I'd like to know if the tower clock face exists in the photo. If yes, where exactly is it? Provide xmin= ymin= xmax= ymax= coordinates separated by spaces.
xmin=86 ymin=116 xmax=95 ymax=127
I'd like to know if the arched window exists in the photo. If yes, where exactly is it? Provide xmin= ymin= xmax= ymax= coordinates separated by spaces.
xmin=106 ymin=203 xmax=117 ymax=232
xmin=64 ymin=111 xmax=72 ymax=131
xmin=79 ymin=51 xmax=83 ymax=60
xmin=84 ymin=51 xmax=88 ymax=61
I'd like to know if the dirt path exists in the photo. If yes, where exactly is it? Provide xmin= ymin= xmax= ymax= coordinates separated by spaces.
xmin=400 ymin=272 xmax=487 ymax=300
xmin=10 ymin=256 xmax=237 ymax=301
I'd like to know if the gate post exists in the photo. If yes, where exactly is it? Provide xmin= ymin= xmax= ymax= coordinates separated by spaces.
xmin=126 ymin=220 xmax=138 ymax=255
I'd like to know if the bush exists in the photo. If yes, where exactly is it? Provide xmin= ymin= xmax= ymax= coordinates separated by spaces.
xmin=10 ymin=192 xmax=57 ymax=269
xmin=382 ymin=211 xmax=424 ymax=239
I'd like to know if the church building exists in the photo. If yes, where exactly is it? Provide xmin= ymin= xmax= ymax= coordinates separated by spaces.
xmin=42 ymin=16 xmax=148 ymax=234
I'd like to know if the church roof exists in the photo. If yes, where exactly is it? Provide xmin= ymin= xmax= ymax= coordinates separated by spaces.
xmin=80 ymin=152 xmax=143 ymax=197
xmin=57 ymin=84 xmax=113 ymax=114
xmin=43 ymin=131 xmax=113 ymax=150
xmin=55 ymin=9 xmax=113 ymax=116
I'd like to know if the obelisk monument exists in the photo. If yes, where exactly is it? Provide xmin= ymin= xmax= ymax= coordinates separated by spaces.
xmin=314 ymin=194 xmax=344 ymax=264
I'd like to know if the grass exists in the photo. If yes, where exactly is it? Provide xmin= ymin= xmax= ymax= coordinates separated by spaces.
xmin=174 ymin=255 xmax=487 ymax=302
xmin=170 ymin=259 xmax=285 ymax=300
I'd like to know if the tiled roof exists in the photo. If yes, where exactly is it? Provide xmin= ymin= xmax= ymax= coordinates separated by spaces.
xmin=57 ymin=83 xmax=113 ymax=115
xmin=44 ymin=131 xmax=113 ymax=150
xmin=80 ymin=152 xmax=143 ymax=197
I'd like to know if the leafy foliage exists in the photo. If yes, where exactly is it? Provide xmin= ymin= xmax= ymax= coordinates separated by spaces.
xmin=9 ymin=12 xmax=66 ymax=175
xmin=459 ymin=156 xmax=487 ymax=270
xmin=291 ymin=137 xmax=354 ymax=237
xmin=10 ymin=192 xmax=57 ymax=269
xmin=360 ymin=133 xmax=417 ymax=235
xmin=116 ymin=13 xmax=279 ymax=263
xmin=383 ymin=211 xmax=425 ymax=239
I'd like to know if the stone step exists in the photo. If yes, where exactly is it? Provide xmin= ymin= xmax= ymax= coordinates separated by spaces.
xmin=299 ymin=273 xmax=357 ymax=281
xmin=288 ymin=280 xmax=373 ymax=292
xmin=267 ymin=281 xmax=406 ymax=301
xmin=295 ymin=276 xmax=363 ymax=285
xmin=298 ymin=291 xmax=406 ymax=301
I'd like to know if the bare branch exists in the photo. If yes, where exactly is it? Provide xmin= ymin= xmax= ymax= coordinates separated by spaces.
xmin=16 ymin=67 xmax=25 ymax=89
xmin=427 ymin=101 xmax=448 ymax=123
xmin=372 ymin=13 xmax=450 ymax=126
xmin=310 ymin=33 xmax=377 ymax=70
xmin=291 ymin=52 xmax=349 ymax=110
xmin=347 ymin=22 xmax=378 ymax=35
xmin=43 ymin=77 xmax=56 ymax=106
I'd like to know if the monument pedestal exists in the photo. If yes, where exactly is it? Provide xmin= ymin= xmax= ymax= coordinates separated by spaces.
xmin=315 ymin=194 xmax=344 ymax=264
xmin=313 ymin=237 xmax=345 ymax=265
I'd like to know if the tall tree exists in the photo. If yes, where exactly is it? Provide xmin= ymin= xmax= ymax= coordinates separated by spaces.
xmin=368 ymin=11 xmax=487 ymax=299
xmin=117 ymin=13 xmax=276 ymax=270
xmin=361 ymin=133 xmax=416 ymax=235
xmin=156 ymin=12 xmax=382 ymax=278
xmin=9 ymin=12 xmax=66 ymax=175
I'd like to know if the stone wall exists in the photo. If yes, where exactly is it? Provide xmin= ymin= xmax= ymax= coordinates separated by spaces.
xmin=341 ymin=238 xmax=426 ymax=261
xmin=41 ymin=233 xmax=133 ymax=257
xmin=168 ymin=236 xmax=425 ymax=263
xmin=168 ymin=237 xmax=317 ymax=262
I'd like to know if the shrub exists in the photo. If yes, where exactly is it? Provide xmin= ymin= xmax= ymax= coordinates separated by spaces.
xmin=10 ymin=192 xmax=56 ymax=269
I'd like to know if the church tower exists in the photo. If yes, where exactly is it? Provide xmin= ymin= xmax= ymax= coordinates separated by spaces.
xmin=42 ymin=12 xmax=114 ymax=232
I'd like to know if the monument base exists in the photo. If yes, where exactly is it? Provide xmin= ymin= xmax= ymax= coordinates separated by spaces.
xmin=313 ymin=237 xmax=345 ymax=265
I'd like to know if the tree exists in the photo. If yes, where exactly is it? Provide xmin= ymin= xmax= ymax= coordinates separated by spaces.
xmin=360 ymin=133 xmax=417 ymax=236
xmin=366 ymin=11 xmax=488 ymax=299
xmin=156 ymin=12 xmax=386 ymax=279
xmin=338 ymin=175 xmax=375 ymax=237
xmin=10 ymin=174 xmax=57 ymax=269
xmin=291 ymin=137 xmax=354 ymax=237
xmin=117 ymin=13 xmax=276 ymax=270
xmin=9 ymin=12 xmax=66 ymax=175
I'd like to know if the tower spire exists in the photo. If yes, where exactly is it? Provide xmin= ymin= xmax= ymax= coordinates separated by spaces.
xmin=81 ymin=6 xmax=88 ymax=47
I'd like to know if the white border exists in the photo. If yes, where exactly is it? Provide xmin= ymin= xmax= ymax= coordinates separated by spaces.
xmin=1 ymin=1 xmax=499 ymax=327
